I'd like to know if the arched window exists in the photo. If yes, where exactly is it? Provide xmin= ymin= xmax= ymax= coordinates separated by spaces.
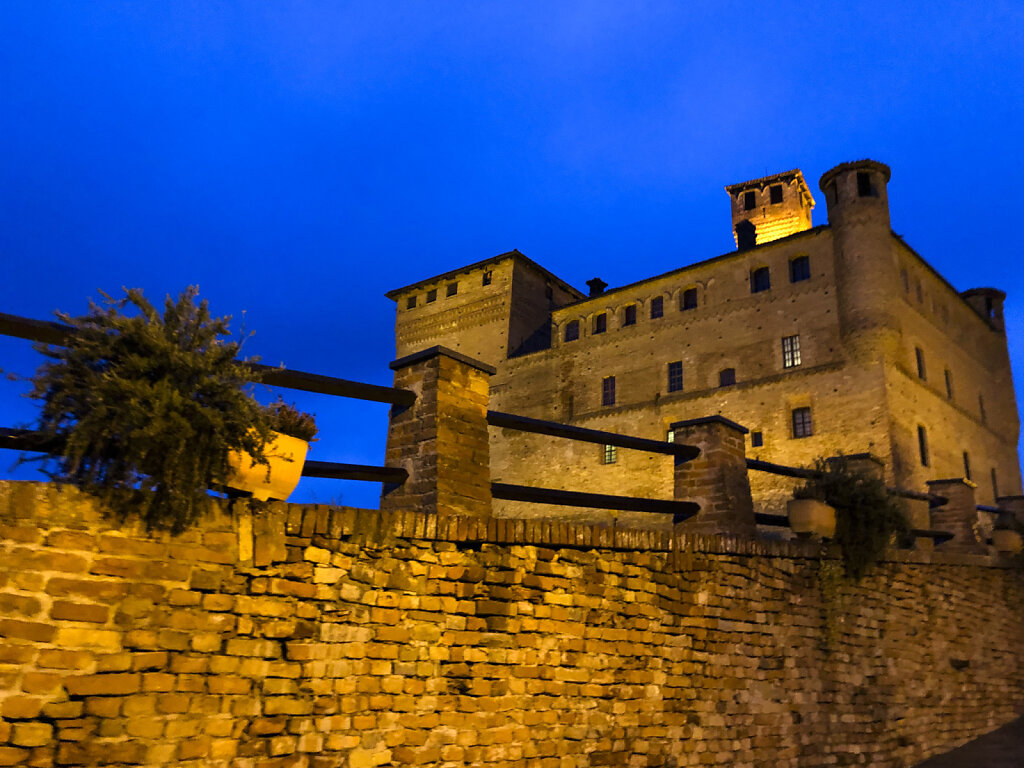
xmin=719 ymin=368 xmax=736 ymax=387
xmin=564 ymin=320 xmax=579 ymax=342
xmin=750 ymin=267 xmax=770 ymax=294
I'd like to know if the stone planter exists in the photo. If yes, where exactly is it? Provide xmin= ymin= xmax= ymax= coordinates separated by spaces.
xmin=992 ymin=528 xmax=1023 ymax=554
xmin=787 ymin=498 xmax=836 ymax=539
xmin=227 ymin=431 xmax=309 ymax=502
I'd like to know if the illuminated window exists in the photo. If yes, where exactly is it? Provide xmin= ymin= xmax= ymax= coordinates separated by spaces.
xmin=917 ymin=426 xmax=929 ymax=467
xmin=603 ymin=444 xmax=617 ymax=464
xmin=719 ymin=368 xmax=736 ymax=387
xmin=743 ymin=191 xmax=756 ymax=210
xmin=666 ymin=429 xmax=675 ymax=443
xmin=782 ymin=335 xmax=801 ymax=368
xmin=623 ymin=305 xmax=637 ymax=326
xmin=751 ymin=431 xmax=763 ymax=447
xmin=769 ymin=184 xmax=783 ymax=204
xmin=789 ymin=256 xmax=810 ymax=283
xmin=650 ymin=296 xmax=664 ymax=319
xmin=426 ymin=289 xmax=437 ymax=303
xmin=593 ymin=313 xmax=607 ymax=334
xmin=944 ymin=369 xmax=953 ymax=400
xmin=792 ymin=408 xmax=813 ymax=438
xmin=482 ymin=270 xmax=492 ymax=286
xmin=681 ymin=288 xmax=697 ymax=310
xmin=667 ymin=361 xmax=683 ymax=392
xmin=963 ymin=451 xmax=972 ymax=480
xmin=564 ymin=320 xmax=579 ymax=342
xmin=751 ymin=267 xmax=771 ymax=294
xmin=447 ymin=283 xmax=458 ymax=297
xmin=915 ymin=347 xmax=926 ymax=380
xmin=602 ymin=376 xmax=616 ymax=406
xmin=406 ymin=296 xmax=417 ymax=309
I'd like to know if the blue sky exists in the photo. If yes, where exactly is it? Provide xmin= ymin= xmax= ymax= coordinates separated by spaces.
xmin=2 ymin=2 xmax=1023 ymax=507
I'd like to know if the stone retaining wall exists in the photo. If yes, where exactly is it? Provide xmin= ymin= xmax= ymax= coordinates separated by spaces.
xmin=1 ymin=481 xmax=1023 ymax=767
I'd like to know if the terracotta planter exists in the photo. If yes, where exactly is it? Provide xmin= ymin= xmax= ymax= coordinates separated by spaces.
xmin=787 ymin=498 xmax=837 ymax=539
xmin=992 ymin=528 xmax=1023 ymax=554
xmin=227 ymin=431 xmax=309 ymax=502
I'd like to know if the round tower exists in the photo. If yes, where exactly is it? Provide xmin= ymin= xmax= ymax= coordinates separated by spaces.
xmin=818 ymin=159 xmax=901 ymax=364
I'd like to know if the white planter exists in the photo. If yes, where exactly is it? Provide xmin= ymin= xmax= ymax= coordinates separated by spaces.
xmin=787 ymin=499 xmax=837 ymax=539
xmin=227 ymin=431 xmax=309 ymax=502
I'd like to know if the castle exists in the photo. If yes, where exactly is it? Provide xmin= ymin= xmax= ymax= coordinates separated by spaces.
xmin=386 ymin=159 xmax=1022 ymax=517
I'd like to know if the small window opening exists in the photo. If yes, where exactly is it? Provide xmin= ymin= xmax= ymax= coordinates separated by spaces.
xmin=545 ymin=284 xmax=554 ymax=300
xmin=962 ymin=451 xmax=972 ymax=480
xmin=564 ymin=320 xmax=579 ymax=342
xmin=743 ymin=190 xmax=756 ymax=210
xmin=650 ymin=297 xmax=664 ymax=319
xmin=792 ymin=408 xmax=813 ymax=438
xmin=769 ymin=184 xmax=783 ymax=204
xmin=751 ymin=431 xmax=764 ymax=448
xmin=623 ymin=305 xmax=637 ymax=326
xmin=446 ymin=283 xmax=458 ymax=297
xmin=666 ymin=429 xmax=675 ymax=443
xmin=857 ymin=171 xmax=875 ymax=197
xmin=985 ymin=296 xmax=995 ymax=318
xmin=406 ymin=296 xmax=417 ymax=309
xmin=751 ymin=266 xmax=771 ymax=294
xmin=789 ymin=255 xmax=810 ymax=283
xmin=719 ymin=368 xmax=736 ymax=387
xmin=917 ymin=425 xmax=929 ymax=467
xmin=979 ymin=394 xmax=986 ymax=424
xmin=992 ymin=468 xmax=1000 ymax=500
xmin=915 ymin=347 xmax=927 ymax=380
xmin=593 ymin=313 xmax=607 ymax=334
xmin=681 ymin=288 xmax=697 ymax=310
xmin=426 ymin=289 xmax=437 ymax=303
xmin=944 ymin=369 xmax=953 ymax=400
xmin=667 ymin=361 xmax=683 ymax=393
xmin=736 ymin=220 xmax=757 ymax=250
xmin=602 ymin=376 xmax=616 ymax=406
xmin=901 ymin=269 xmax=910 ymax=293
xmin=782 ymin=335 xmax=801 ymax=369
xmin=482 ymin=270 xmax=492 ymax=286
xmin=603 ymin=444 xmax=617 ymax=464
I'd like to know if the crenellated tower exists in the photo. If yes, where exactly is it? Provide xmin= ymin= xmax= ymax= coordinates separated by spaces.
xmin=726 ymin=169 xmax=814 ymax=249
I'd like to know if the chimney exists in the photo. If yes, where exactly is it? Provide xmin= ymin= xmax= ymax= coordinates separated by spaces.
xmin=586 ymin=278 xmax=607 ymax=297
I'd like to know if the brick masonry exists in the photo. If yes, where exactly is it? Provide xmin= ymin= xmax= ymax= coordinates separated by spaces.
xmin=2 ymin=480 xmax=1023 ymax=767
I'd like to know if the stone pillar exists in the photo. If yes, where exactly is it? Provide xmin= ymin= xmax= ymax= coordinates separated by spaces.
xmin=926 ymin=478 xmax=984 ymax=553
xmin=671 ymin=416 xmax=756 ymax=537
xmin=381 ymin=346 xmax=494 ymax=518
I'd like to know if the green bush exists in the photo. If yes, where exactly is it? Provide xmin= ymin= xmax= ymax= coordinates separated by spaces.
xmin=30 ymin=287 xmax=273 ymax=532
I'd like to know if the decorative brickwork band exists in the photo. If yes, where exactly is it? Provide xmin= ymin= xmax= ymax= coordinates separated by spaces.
xmin=670 ymin=415 xmax=756 ymax=537
xmin=927 ymin=478 xmax=985 ymax=554
xmin=381 ymin=346 xmax=495 ymax=518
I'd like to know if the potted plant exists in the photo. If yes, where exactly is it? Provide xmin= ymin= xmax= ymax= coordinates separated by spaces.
xmin=28 ymin=286 xmax=295 ymax=532
xmin=788 ymin=482 xmax=836 ymax=539
xmin=793 ymin=456 xmax=907 ymax=580
xmin=227 ymin=398 xmax=318 ymax=501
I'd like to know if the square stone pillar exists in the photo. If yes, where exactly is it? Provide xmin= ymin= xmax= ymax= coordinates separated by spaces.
xmin=381 ymin=346 xmax=495 ymax=518
xmin=926 ymin=478 xmax=984 ymax=553
xmin=671 ymin=416 xmax=756 ymax=537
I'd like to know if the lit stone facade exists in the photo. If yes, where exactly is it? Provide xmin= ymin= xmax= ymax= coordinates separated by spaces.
xmin=388 ymin=160 xmax=1022 ymax=518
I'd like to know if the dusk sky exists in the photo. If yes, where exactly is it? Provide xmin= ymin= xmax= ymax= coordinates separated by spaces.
xmin=2 ymin=2 xmax=1023 ymax=508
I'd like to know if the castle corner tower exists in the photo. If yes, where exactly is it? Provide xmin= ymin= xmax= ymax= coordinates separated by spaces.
xmin=725 ymin=169 xmax=814 ymax=249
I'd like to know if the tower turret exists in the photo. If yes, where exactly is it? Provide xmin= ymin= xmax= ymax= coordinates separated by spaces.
xmin=726 ymin=169 xmax=814 ymax=249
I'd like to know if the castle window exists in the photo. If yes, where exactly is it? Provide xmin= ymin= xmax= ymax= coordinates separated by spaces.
xmin=650 ymin=296 xmax=664 ymax=319
xmin=857 ymin=171 xmax=876 ymax=197
xmin=792 ymin=408 xmax=813 ymax=438
xmin=751 ymin=431 xmax=763 ymax=448
xmin=406 ymin=296 xmax=417 ymax=309
xmin=944 ymin=369 xmax=953 ymax=400
xmin=743 ymin=190 xmax=756 ymax=210
xmin=667 ymin=361 xmax=683 ymax=392
xmin=782 ymin=335 xmax=801 ymax=369
xmin=917 ymin=425 xmax=929 ymax=467
xmin=750 ymin=267 xmax=770 ymax=294
xmin=564 ymin=320 xmax=579 ymax=342
xmin=681 ymin=288 xmax=697 ymax=310
xmin=736 ymin=220 xmax=757 ymax=250
xmin=719 ymin=368 xmax=736 ymax=387
xmin=447 ymin=283 xmax=458 ymax=297
xmin=789 ymin=256 xmax=810 ymax=283
xmin=915 ymin=347 xmax=927 ymax=380
xmin=991 ymin=468 xmax=999 ymax=499
xmin=482 ymin=270 xmax=492 ymax=286
xmin=979 ymin=394 xmax=986 ymax=424
xmin=769 ymin=184 xmax=783 ymax=204
xmin=545 ymin=284 xmax=554 ymax=300
xmin=666 ymin=429 xmax=675 ymax=443
xmin=602 ymin=376 xmax=616 ymax=406
xmin=963 ymin=451 xmax=972 ymax=480
xmin=603 ymin=444 xmax=617 ymax=464
xmin=915 ymin=282 xmax=923 ymax=303
xmin=623 ymin=305 xmax=637 ymax=326
xmin=593 ymin=313 xmax=607 ymax=334
xmin=901 ymin=269 xmax=910 ymax=292
xmin=426 ymin=289 xmax=437 ymax=303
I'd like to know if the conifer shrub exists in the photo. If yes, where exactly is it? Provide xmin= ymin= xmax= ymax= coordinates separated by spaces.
xmin=29 ymin=286 xmax=276 ymax=532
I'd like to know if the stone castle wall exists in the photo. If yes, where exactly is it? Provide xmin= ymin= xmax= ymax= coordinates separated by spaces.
xmin=2 ymin=481 xmax=1023 ymax=768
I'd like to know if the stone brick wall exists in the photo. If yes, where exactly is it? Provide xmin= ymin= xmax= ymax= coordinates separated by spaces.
xmin=2 ymin=480 xmax=1023 ymax=768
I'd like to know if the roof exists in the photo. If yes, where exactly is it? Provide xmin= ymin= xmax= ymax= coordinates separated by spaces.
xmin=384 ymin=249 xmax=584 ymax=301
